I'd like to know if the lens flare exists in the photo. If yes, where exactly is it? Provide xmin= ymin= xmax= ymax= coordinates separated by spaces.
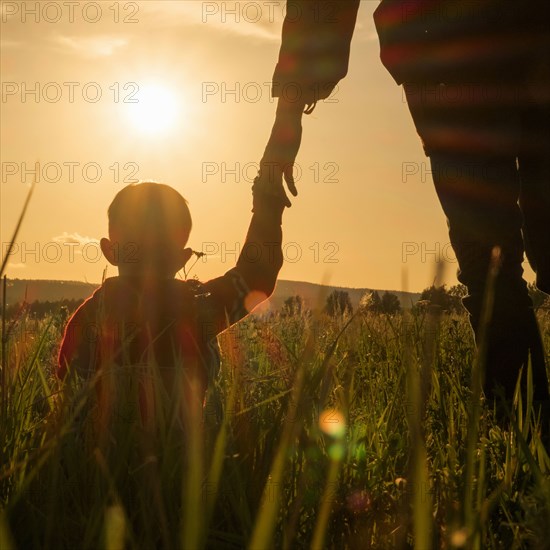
xmin=319 ymin=408 xmax=346 ymax=438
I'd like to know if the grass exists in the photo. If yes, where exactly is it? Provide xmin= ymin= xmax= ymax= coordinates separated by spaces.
xmin=1 ymin=295 xmax=549 ymax=549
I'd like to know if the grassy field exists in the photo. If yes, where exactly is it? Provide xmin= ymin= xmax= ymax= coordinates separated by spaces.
xmin=1 ymin=298 xmax=550 ymax=549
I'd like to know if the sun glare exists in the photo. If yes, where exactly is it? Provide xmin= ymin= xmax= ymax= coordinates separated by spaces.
xmin=126 ymin=84 xmax=180 ymax=135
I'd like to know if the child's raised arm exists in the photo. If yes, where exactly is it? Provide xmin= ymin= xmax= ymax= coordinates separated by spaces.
xmin=201 ymin=174 xmax=287 ymax=336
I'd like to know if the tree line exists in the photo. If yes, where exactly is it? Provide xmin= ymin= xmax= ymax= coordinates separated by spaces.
xmin=2 ymin=282 xmax=547 ymax=322
xmin=283 ymin=283 xmax=549 ymax=317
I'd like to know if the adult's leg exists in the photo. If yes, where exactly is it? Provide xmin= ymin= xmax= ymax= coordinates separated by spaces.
xmin=518 ymin=97 xmax=550 ymax=295
xmin=517 ymin=88 xmax=550 ymax=415
xmin=403 ymin=82 xmax=549 ymax=403
xmin=429 ymin=153 xmax=549 ymax=402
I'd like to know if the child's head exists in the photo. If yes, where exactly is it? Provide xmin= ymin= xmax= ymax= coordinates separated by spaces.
xmin=100 ymin=181 xmax=193 ymax=278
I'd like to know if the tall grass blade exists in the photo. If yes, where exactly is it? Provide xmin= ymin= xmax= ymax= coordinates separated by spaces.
xmin=0 ymin=176 xmax=35 ymax=279
xmin=1 ymin=275 xmax=7 ymax=422
xmin=464 ymin=246 xmax=500 ymax=546
xmin=404 ymin=308 xmax=433 ymax=550
xmin=104 ymin=504 xmax=127 ymax=550
xmin=0 ymin=509 xmax=15 ymax=550
xmin=248 ymin=364 xmax=305 ymax=549
xmin=311 ymin=437 xmax=345 ymax=550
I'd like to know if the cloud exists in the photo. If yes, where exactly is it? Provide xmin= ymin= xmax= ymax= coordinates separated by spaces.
xmin=7 ymin=262 xmax=26 ymax=269
xmin=145 ymin=2 xmax=378 ymax=44
xmin=53 ymin=232 xmax=99 ymax=246
xmin=54 ymin=35 xmax=128 ymax=58
xmin=144 ymin=1 xmax=280 ymax=42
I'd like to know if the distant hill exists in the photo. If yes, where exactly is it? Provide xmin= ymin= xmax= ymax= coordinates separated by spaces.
xmin=1 ymin=278 xmax=421 ymax=310
xmin=268 ymin=280 xmax=420 ymax=310
xmin=3 ymin=279 xmax=97 ymax=305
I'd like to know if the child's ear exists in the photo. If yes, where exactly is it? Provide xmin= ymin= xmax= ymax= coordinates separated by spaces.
xmin=100 ymin=238 xmax=119 ymax=266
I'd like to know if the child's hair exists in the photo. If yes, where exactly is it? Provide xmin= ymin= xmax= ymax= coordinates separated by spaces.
xmin=107 ymin=181 xmax=192 ymax=266
xmin=108 ymin=181 xmax=192 ymax=268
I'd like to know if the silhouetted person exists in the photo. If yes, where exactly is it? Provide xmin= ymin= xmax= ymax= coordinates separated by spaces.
xmin=58 ymin=178 xmax=288 ymax=411
xmin=266 ymin=0 xmax=550 ymax=410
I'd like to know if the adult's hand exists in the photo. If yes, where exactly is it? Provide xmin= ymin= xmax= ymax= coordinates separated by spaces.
xmin=256 ymin=97 xmax=305 ymax=207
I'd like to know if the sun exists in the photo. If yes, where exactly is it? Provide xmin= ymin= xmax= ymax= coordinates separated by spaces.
xmin=126 ymin=84 xmax=180 ymax=135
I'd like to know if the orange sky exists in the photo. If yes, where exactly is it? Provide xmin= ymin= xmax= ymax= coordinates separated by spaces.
xmin=0 ymin=1 xmax=537 ymax=292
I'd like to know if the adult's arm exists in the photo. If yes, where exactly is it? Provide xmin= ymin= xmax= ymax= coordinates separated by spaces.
xmin=272 ymin=0 xmax=361 ymax=106
xmin=263 ymin=1 xmax=360 ymax=199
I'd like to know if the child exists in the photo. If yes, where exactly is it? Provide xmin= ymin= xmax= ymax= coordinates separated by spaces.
xmin=57 ymin=176 xmax=288 ymax=411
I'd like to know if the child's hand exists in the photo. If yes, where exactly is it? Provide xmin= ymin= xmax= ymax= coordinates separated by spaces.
xmin=252 ymin=165 xmax=292 ymax=208
xmin=257 ymin=98 xmax=304 ymax=207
